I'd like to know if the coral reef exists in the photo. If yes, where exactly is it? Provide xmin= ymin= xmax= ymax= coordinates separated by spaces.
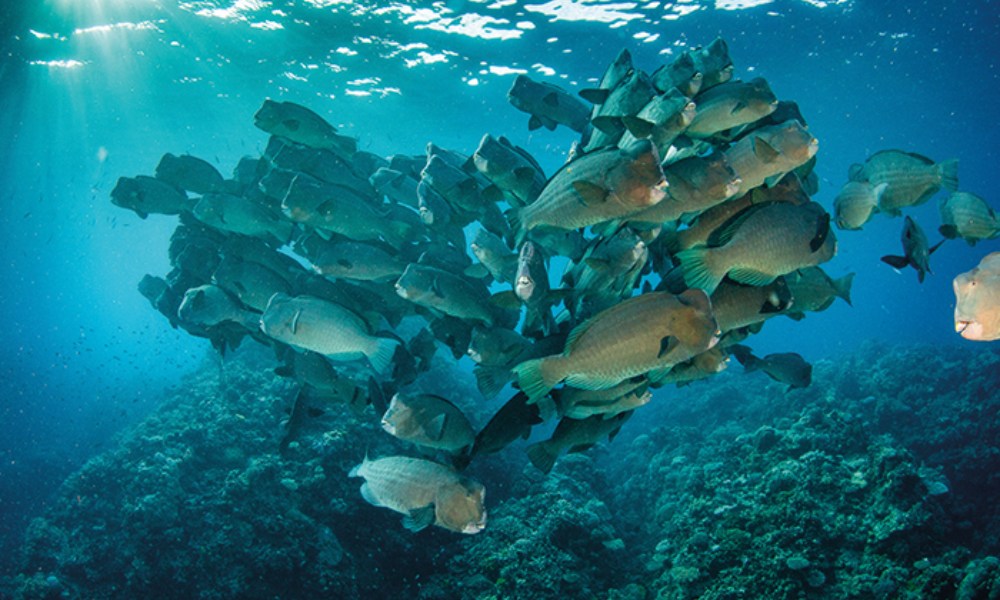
xmin=4 ymin=343 xmax=999 ymax=599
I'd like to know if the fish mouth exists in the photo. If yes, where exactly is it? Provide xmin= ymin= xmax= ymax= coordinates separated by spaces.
xmin=955 ymin=319 xmax=987 ymax=340
xmin=463 ymin=513 xmax=487 ymax=534
xmin=380 ymin=419 xmax=395 ymax=435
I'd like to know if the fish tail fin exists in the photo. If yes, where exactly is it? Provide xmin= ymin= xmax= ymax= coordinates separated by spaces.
xmin=938 ymin=159 xmax=959 ymax=192
xmin=675 ymin=247 xmax=724 ymax=294
xmin=512 ymin=357 xmax=562 ymax=403
xmin=834 ymin=272 xmax=855 ymax=306
xmin=367 ymin=337 xmax=400 ymax=375
xmin=526 ymin=441 xmax=558 ymax=474
xmin=473 ymin=365 xmax=513 ymax=399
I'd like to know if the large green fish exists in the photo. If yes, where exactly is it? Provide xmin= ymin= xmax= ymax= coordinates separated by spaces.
xmin=676 ymin=200 xmax=835 ymax=294
xmin=111 ymin=175 xmax=193 ymax=219
xmin=850 ymin=149 xmax=958 ymax=215
xmin=349 ymin=456 xmax=486 ymax=534
xmin=510 ymin=140 xmax=666 ymax=242
xmin=381 ymin=393 xmax=476 ymax=453
xmin=525 ymin=412 xmax=632 ymax=474
xmin=253 ymin=99 xmax=357 ymax=159
xmin=512 ymin=290 xmax=718 ymax=402
xmin=938 ymin=192 xmax=999 ymax=245
xmin=723 ymin=120 xmax=819 ymax=196
xmin=833 ymin=180 xmax=886 ymax=230
xmin=685 ymin=78 xmax=778 ymax=139
xmin=260 ymin=293 xmax=399 ymax=374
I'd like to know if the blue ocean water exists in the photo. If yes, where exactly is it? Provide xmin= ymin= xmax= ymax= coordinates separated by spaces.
xmin=0 ymin=0 xmax=998 ymax=594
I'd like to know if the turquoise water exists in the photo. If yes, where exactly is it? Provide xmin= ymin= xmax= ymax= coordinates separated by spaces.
xmin=1 ymin=1 xmax=998 ymax=597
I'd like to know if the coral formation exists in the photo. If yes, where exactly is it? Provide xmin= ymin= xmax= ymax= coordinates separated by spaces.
xmin=3 ymin=343 xmax=998 ymax=599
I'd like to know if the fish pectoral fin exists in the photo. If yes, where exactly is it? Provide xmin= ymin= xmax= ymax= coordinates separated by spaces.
xmin=938 ymin=224 xmax=958 ymax=239
xmin=281 ymin=119 xmax=301 ymax=132
xmin=514 ymin=167 xmax=538 ymax=186
xmin=336 ymin=258 xmax=353 ymax=269
xmin=402 ymin=505 xmax=436 ymax=532
xmin=928 ymin=239 xmax=946 ymax=255
xmin=730 ymin=100 xmax=748 ymax=115
xmin=579 ymin=88 xmax=611 ymax=105
xmin=431 ymin=276 xmax=444 ymax=298
xmin=290 ymin=309 xmax=302 ymax=335
xmin=359 ymin=482 xmax=384 ymax=507
xmin=584 ymin=257 xmax=612 ymax=273
xmin=463 ymin=263 xmax=491 ymax=279
xmin=427 ymin=414 xmax=448 ymax=441
xmin=542 ymin=92 xmax=559 ymax=107
xmin=810 ymin=213 xmax=831 ymax=252
xmin=491 ymin=290 xmax=522 ymax=310
xmin=572 ymin=181 xmax=609 ymax=206
xmin=752 ymin=137 xmax=781 ymax=163
xmin=568 ymin=443 xmax=596 ymax=454
xmin=658 ymin=335 xmax=678 ymax=359
xmin=621 ymin=116 xmax=654 ymax=139
xmin=590 ymin=116 xmax=622 ymax=135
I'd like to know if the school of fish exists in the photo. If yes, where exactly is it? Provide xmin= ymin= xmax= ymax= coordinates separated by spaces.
xmin=112 ymin=38 xmax=998 ymax=535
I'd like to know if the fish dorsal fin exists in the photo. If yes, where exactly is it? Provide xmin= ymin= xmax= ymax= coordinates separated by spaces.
xmin=514 ymin=166 xmax=538 ymax=186
xmin=290 ymin=309 xmax=302 ymax=334
xmin=402 ymin=505 xmax=435 ymax=532
xmin=752 ymin=137 xmax=781 ymax=163
xmin=427 ymin=413 xmax=448 ymax=441
xmin=579 ymin=88 xmax=611 ymax=104
xmin=706 ymin=201 xmax=775 ymax=247
xmin=565 ymin=314 xmax=600 ymax=352
xmin=572 ymin=181 xmax=609 ymax=206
